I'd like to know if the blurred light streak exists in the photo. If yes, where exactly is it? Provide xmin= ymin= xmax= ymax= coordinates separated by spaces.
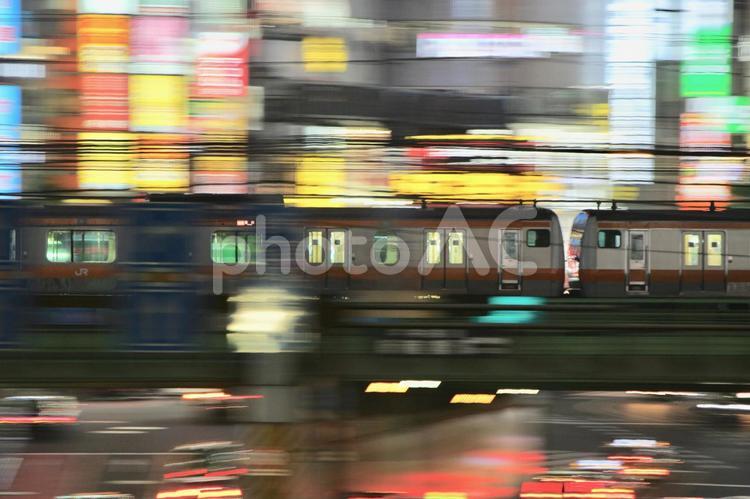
xmin=736 ymin=392 xmax=750 ymax=398
xmin=696 ymin=403 xmax=750 ymax=411
xmin=619 ymin=468 xmax=669 ymax=477
xmin=424 ymin=493 xmax=468 ymax=499
xmin=625 ymin=391 xmax=703 ymax=397
xmin=400 ymin=380 xmax=442 ymax=389
xmin=365 ymin=382 xmax=409 ymax=394
xmin=450 ymin=394 xmax=495 ymax=404
xmin=496 ymin=389 xmax=540 ymax=395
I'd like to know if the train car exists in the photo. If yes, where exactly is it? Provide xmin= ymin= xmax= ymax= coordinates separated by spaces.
xmin=570 ymin=209 xmax=750 ymax=297
xmin=17 ymin=202 xmax=132 ymax=348
xmin=0 ymin=202 xmax=21 ymax=347
xmin=281 ymin=203 xmax=565 ymax=296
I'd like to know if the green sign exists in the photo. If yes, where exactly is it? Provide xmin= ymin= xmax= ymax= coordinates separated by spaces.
xmin=681 ymin=26 xmax=732 ymax=97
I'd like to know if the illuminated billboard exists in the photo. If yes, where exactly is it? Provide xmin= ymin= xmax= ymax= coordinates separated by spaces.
xmin=78 ymin=15 xmax=130 ymax=73
xmin=130 ymin=17 xmax=189 ymax=74
xmin=302 ymin=37 xmax=348 ymax=72
xmin=193 ymin=32 xmax=249 ymax=98
xmin=195 ymin=0 xmax=246 ymax=16
xmin=0 ymin=0 xmax=21 ymax=56
xmin=79 ymin=0 xmax=137 ymax=15
xmin=680 ymin=0 xmax=733 ymax=98
xmin=130 ymin=75 xmax=188 ymax=132
xmin=81 ymin=74 xmax=129 ymax=130
xmin=78 ymin=132 xmax=134 ymax=189
xmin=138 ymin=0 xmax=190 ymax=15
xmin=190 ymin=99 xmax=248 ymax=134
xmin=135 ymin=134 xmax=189 ymax=192
xmin=0 ymin=84 xmax=20 ymax=194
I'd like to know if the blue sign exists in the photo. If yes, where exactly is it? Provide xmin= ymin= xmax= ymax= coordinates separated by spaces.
xmin=0 ymin=0 xmax=20 ymax=56
xmin=0 ymin=85 xmax=20 ymax=127
xmin=0 ymin=85 xmax=21 ymax=194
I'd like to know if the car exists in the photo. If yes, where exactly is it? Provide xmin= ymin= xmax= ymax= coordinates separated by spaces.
xmin=155 ymin=486 xmax=243 ymax=499
xmin=163 ymin=442 xmax=250 ymax=483
xmin=56 ymin=494 xmax=134 ymax=499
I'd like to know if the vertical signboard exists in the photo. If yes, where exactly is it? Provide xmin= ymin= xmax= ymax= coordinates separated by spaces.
xmin=78 ymin=132 xmax=134 ymax=189
xmin=78 ymin=15 xmax=130 ymax=73
xmin=606 ymin=0 xmax=655 ymax=149
xmin=0 ymin=84 xmax=20 ymax=193
xmin=79 ymin=0 xmax=137 ymax=15
xmin=680 ymin=0 xmax=733 ymax=97
xmin=193 ymin=32 xmax=249 ymax=98
xmin=130 ymin=17 xmax=189 ymax=74
xmin=138 ymin=0 xmax=190 ymax=16
xmin=135 ymin=134 xmax=189 ymax=192
xmin=0 ymin=0 xmax=20 ymax=56
xmin=81 ymin=73 xmax=129 ymax=130
xmin=130 ymin=75 xmax=188 ymax=132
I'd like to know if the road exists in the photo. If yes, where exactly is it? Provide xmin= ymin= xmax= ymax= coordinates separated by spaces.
xmin=0 ymin=393 xmax=748 ymax=498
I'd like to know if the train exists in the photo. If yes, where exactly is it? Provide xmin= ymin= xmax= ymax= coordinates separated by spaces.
xmin=0 ymin=195 xmax=747 ymax=349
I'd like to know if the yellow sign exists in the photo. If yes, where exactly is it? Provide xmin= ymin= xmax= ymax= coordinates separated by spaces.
xmin=135 ymin=134 xmax=189 ymax=192
xmin=130 ymin=75 xmax=188 ymax=132
xmin=77 ymin=15 xmax=129 ymax=73
xmin=389 ymin=171 xmax=561 ymax=202
xmin=77 ymin=132 xmax=133 ymax=189
xmin=302 ymin=37 xmax=347 ymax=72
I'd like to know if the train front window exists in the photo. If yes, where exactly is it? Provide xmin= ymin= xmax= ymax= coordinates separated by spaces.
xmin=426 ymin=230 xmax=442 ymax=265
xmin=47 ymin=230 xmax=116 ymax=263
xmin=211 ymin=231 xmax=256 ymax=265
xmin=527 ymin=229 xmax=550 ymax=248
xmin=598 ymin=230 xmax=621 ymax=249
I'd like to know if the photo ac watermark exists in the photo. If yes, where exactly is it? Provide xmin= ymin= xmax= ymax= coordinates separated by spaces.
xmin=213 ymin=205 xmax=543 ymax=294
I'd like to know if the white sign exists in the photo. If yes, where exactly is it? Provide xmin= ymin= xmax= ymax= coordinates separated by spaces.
xmin=78 ymin=0 xmax=137 ymax=14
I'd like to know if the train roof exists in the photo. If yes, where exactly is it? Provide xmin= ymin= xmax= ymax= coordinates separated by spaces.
xmin=586 ymin=209 xmax=750 ymax=222
xmin=282 ymin=204 xmax=559 ymax=220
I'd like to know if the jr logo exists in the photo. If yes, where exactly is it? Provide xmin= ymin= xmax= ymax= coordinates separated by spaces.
xmin=74 ymin=268 xmax=89 ymax=277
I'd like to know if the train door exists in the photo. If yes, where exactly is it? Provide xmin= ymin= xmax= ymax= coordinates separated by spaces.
xmin=681 ymin=231 xmax=726 ymax=293
xmin=326 ymin=229 xmax=350 ymax=290
xmin=421 ymin=229 xmax=467 ymax=291
xmin=499 ymin=229 xmax=521 ymax=290
xmin=627 ymin=230 xmax=648 ymax=292
xmin=305 ymin=228 xmax=350 ymax=291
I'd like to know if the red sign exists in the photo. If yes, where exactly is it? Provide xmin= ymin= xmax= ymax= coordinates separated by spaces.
xmin=192 ymin=32 xmax=249 ymax=99
xmin=80 ymin=73 xmax=129 ymax=130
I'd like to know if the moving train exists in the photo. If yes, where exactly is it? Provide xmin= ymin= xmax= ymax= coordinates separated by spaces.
xmin=0 ymin=195 xmax=747 ymax=348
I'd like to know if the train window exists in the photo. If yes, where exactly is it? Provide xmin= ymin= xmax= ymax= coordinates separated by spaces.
xmin=447 ymin=230 xmax=465 ymax=265
xmin=527 ymin=229 xmax=550 ymax=248
xmin=630 ymin=233 xmax=645 ymax=261
xmin=426 ymin=230 xmax=442 ymax=265
xmin=211 ymin=231 xmax=256 ymax=264
xmin=683 ymin=233 xmax=700 ymax=266
xmin=598 ymin=230 xmax=621 ymax=249
xmin=0 ymin=229 xmax=15 ymax=261
xmin=77 ymin=231 xmax=116 ymax=263
xmin=307 ymin=230 xmax=324 ymax=264
xmin=46 ymin=230 xmax=116 ymax=263
xmin=374 ymin=234 xmax=400 ymax=266
xmin=706 ymin=233 xmax=723 ymax=267
xmin=329 ymin=230 xmax=347 ymax=264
